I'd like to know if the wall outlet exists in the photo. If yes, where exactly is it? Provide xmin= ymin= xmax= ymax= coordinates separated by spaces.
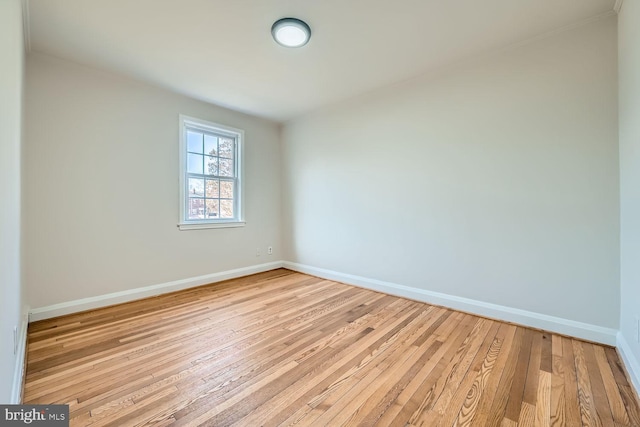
xmin=13 ymin=326 xmax=17 ymax=355
xmin=267 ymin=246 xmax=273 ymax=255
xmin=256 ymin=248 xmax=261 ymax=257
xmin=636 ymin=316 xmax=640 ymax=343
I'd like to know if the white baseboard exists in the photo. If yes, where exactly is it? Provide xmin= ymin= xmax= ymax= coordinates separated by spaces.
xmin=617 ymin=332 xmax=640 ymax=397
xmin=11 ymin=308 xmax=28 ymax=404
xmin=29 ymin=261 xmax=284 ymax=322
xmin=283 ymin=262 xmax=618 ymax=346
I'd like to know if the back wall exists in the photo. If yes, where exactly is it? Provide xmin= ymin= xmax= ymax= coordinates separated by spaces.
xmin=282 ymin=16 xmax=619 ymax=331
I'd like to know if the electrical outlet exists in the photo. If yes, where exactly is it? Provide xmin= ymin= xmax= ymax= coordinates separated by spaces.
xmin=13 ymin=326 xmax=17 ymax=355
xmin=267 ymin=246 xmax=273 ymax=255
xmin=636 ymin=316 xmax=640 ymax=343
xmin=256 ymin=248 xmax=261 ymax=257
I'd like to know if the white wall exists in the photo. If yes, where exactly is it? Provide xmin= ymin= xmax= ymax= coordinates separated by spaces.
xmin=282 ymin=16 xmax=619 ymax=330
xmin=24 ymin=53 xmax=282 ymax=309
xmin=618 ymin=0 xmax=640 ymax=389
xmin=0 ymin=0 xmax=26 ymax=403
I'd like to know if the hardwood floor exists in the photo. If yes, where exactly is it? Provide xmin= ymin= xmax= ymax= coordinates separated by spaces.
xmin=24 ymin=269 xmax=640 ymax=426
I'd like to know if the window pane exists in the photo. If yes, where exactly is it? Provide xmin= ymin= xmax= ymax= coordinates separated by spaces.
xmin=204 ymin=134 xmax=217 ymax=156
xmin=219 ymin=158 xmax=233 ymax=177
xmin=188 ymin=178 xmax=204 ymax=197
xmin=187 ymin=131 xmax=203 ymax=153
xmin=188 ymin=197 xmax=205 ymax=220
xmin=220 ymin=199 xmax=234 ymax=218
xmin=206 ymin=179 xmax=219 ymax=198
xmin=187 ymin=153 xmax=203 ymax=174
xmin=206 ymin=156 xmax=218 ymax=176
xmin=220 ymin=181 xmax=233 ymax=199
xmin=206 ymin=199 xmax=219 ymax=218
xmin=219 ymin=138 xmax=234 ymax=158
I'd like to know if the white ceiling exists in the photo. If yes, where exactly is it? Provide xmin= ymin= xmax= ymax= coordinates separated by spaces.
xmin=27 ymin=0 xmax=616 ymax=122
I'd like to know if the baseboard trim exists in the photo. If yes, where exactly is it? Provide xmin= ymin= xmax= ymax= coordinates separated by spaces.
xmin=283 ymin=262 xmax=618 ymax=346
xmin=11 ymin=309 xmax=28 ymax=404
xmin=617 ymin=332 xmax=640 ymax=398
xmin=29 ymin=261 xmax=284 ymax=321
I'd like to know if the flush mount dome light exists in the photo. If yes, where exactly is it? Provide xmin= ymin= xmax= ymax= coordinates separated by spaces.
xmin=271 ymin=18 xmax=311 ymax=48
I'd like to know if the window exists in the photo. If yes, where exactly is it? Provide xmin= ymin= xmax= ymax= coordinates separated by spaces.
xmin=178 ymin=115 xmax=244 ymax=230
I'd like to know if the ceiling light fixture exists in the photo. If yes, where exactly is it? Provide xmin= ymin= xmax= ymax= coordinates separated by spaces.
xmin=271 ymin=18 xmax=311 ymax=48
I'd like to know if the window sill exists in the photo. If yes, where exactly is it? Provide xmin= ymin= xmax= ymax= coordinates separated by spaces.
xmin=177 ymin=221 xmax=246 ymax=231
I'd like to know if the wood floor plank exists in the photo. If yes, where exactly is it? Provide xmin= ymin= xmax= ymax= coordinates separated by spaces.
xmin=22 ymin=269 xmax=640 ymax=427
xmin=550 ymin=350 xmax=566 ymax=427
xmin=518 ymin=401 xmax=536 ymax=427
xmin=326 ymin=309 xmax=451 ymax=426
xmin=484 ymin=327 xmax=527 ymax=426
xmin=467 ymin=323 xmax=517 ymax=427
xmin=573 ymin=339 xmax=602 ymax=426
xmin=371 ymin=314 xmax=472 ymax=427
xmin=593 ymin=346 xmax=631 ymax=426
xmin=450 ymin=329 xmax=502 ymax=426
xmin=413 ymin=319 xmax=497 ymax=426
xmin=233 ymin=299 xmax=433 ymax=427
xmin=535 ymin=370 xmax=552 ymax=427
xmin=562 ymin=336 xmax=583 ymax=425
xmin=605 ymin=347 xmax=640 ymax=426
xmin=523 ymin=331 xmax=543 ymax=405
xmin=396 ymin=314 xmax=477 ymax=426
xmin=582 ymin=342 xmax=615 ymax=426
xmin=266 ymin=304 xmax=450 ymax=427
xmin=504 ymin=328 xmax=534 ymax=421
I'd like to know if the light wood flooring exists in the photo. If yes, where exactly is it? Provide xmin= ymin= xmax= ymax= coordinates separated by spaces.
xmin=24 ymin=269 xmax=640 ymax=426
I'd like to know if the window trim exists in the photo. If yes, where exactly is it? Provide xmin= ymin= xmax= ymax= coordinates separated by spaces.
xmin=178 ymin=114 xmax=245 ymax=231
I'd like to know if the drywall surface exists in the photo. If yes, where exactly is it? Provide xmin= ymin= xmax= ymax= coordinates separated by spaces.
xmin=282 ymin=16 xmax=619 ymax=328
xmin=24 ymin=53 xmax=282 ymax=309
xmin=0 ymin=0 xmax=25 ymax=403
xmin=618 ymin=0 xmax=640 ymax=380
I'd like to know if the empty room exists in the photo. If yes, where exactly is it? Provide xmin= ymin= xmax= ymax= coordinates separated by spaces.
xmin=1 ymin=0 xmax=640 ymax=425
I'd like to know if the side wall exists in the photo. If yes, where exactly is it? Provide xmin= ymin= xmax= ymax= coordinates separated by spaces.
xmin=282 ymin=17 xmax=619 ymax=338
xmin=618 ymin=0 xmax=640 ymax=392
xmin=0 ymin=0 xmax=26 ymax=404
xmin=24 ymin=53 xmax=282 ymax=311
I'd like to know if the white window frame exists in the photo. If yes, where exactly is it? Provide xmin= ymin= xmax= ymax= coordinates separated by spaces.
xmin=178 ymin=115 xmax=245 ymax=230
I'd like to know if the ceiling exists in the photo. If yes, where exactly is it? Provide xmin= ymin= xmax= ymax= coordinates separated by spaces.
xmin=27 ymin=0 xmax=616 ymax=122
